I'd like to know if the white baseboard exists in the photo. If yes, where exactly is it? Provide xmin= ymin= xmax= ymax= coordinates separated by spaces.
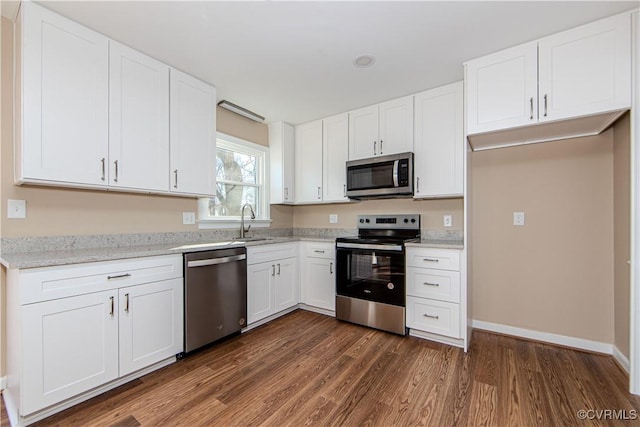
xmin=472 ymin=319 xmax=613 ymax=354
xmin=613 ymin=345 xmax=631 ymax=373
xmin=0 ymin=376 xmax=6 ymax=391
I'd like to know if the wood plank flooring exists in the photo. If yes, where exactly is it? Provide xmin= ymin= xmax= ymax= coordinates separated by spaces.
xmin=3 ymin=309 xmax=640 ymax=426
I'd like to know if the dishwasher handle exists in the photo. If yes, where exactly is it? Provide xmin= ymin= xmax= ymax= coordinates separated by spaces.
xmin=187 ymin=254 xmax=246 ymax=268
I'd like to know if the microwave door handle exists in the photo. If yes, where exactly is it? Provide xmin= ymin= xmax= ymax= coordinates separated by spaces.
xmin=392 ymin=160 xmax=399 ymax=187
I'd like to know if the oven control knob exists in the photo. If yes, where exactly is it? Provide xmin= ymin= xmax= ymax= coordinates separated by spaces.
xmin=403 ymin=218 xmax=409 ymax=223
xmin=365 ymin=219 xmax=370 ymax=223
xmin=411 ymin=218 xmax=416 ymax=223
xmin=387 ymin=283 xmax=395 ymax=290
xmin=359 ymin=219 xmax=364 ymax=223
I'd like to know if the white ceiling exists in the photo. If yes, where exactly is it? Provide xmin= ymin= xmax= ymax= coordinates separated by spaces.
xmin=3 ymin=1 xmax=638 ymax=125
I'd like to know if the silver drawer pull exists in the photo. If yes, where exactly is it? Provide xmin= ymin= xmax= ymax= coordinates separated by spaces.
xmin=423 ymin=258 xmax=439 ymax=263
xmin=423 ymin=313 xmax=439 ymax=320
xmin=109 ymin=296 xmax=115 ymax=317
xmin=423 ymin=282 xmax=440 ymax=287
xmin=314 ymin=250 xmax=325 ymax=254
xmin=107 ymin=273 xmax=131 ymax=280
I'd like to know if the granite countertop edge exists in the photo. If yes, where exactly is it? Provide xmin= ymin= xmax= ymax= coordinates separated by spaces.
xmin=1 ymin=236 xmax=464 ymax=270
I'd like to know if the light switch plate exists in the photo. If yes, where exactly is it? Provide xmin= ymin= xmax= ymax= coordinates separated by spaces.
xmin=8 ymin=199 xmax=26 ymax=219
xmin=329 ymin=214 xmax=338 ymax=224
xmin=443 ymin=215 xmax=452 ymax=227
xmin=183 ymin=212 xmax=196 ymax=225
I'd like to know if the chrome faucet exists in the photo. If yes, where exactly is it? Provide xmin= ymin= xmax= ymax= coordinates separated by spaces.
xmin=240 ymin=203 xmax=256 ymax=238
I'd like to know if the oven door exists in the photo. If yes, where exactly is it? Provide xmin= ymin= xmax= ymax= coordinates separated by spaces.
xmin=336 ymin=244 xmax=405 ymax=307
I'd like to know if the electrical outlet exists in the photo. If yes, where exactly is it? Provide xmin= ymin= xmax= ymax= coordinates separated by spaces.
xmin=8 ymin=199 xmax=26 ymax=219
xmin=513 ymin=212 xmax=525 ymax=226
xmin=329 ymin=214 xmax=338 ymax=224
xmin=443 ymin=215 xmax=452 ymax=227
xmin=183 ymin=212 xmax=196 ymax=225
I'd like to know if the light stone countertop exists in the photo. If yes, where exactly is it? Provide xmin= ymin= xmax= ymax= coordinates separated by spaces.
xmin=0 ymin=236 xmax=335 ymax=270
xmin=405 ymin=239 xmax=464 ymax=250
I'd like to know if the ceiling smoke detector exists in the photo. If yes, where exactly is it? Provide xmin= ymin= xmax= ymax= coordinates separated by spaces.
xmin=353 ymin=54 xmax=376 ymax=68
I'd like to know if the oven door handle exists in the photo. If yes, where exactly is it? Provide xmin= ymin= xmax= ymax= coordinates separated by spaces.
xmin=336 ymin=242 xmax=403 ymax=252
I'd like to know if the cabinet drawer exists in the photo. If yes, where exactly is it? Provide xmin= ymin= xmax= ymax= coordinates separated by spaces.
xmin=407 ymin=268 xmax=460 ymax=303
xmin=406 ymin=248 xmax=460 ymax=271
xmin=304 ymin=242 xmax=335 ymax=259
xmin=20 ymin=255 xmax=183 ymax=305
xmin=406 ymin=296 xmax=460 ymax=338
xmin=247 ymin=243 xmax=297 ymax=265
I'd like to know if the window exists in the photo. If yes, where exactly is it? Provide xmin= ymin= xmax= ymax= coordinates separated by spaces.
xmin=198 ymin=133 xmax=270 ymax=228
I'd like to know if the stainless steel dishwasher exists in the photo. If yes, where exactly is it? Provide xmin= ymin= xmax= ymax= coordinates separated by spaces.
xmin=183 ymin=247 xmax=247 ymax=354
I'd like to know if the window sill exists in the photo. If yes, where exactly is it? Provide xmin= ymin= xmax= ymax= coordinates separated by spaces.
xmin=198 ymin=219 xmax=272 ymax=230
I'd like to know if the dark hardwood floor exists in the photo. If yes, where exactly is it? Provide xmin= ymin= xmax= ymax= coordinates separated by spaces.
xmin=3 ymin=309 xmax=640 ymax=426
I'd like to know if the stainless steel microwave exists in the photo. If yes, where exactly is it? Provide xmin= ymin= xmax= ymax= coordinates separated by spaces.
xmin=345 ymin=152 xmax=414 ymax=199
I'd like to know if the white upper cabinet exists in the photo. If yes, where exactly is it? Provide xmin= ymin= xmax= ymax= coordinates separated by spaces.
xmin=465 ymin=42 xmax=538 ymax=135
xmin=322 ymin=113 xmax=349 ymax=202
xmin=538 ymin=13 xmax=631 ymax=122
xmin=349 ymin=95 xmax=413 ymax=160
xmin=466 ymin=12 xmax=631 ymax=136
xmin=294 ymin=120 xmax=323 ymax=203
xmin=413 ymin=82 xmax=464 ymax=198
xmin=169 ymin=69 xmax=217 ymax=196
xmin=18 ymin=2 xmax=109 ymax=186
xmin=109 ymin=41 xmax=169 ymax=192
xmin=269 ymin=122 xmax=295 ymax=204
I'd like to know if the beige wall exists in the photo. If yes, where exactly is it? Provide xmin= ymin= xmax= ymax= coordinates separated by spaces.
xmin=293 ymin=198 xmax=463 ymax=231
xmin=613 ymin=113 xmax=631 ymax=358
xmin=471 ymin=132 xmax=615 ymax=344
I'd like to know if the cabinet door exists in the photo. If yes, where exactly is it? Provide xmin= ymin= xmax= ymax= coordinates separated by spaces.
xmin=20 ymin=2 xmax=109 ymax=186
xmin=466 ymin=42 xmax=538 ymax=134
xmin=303 ymin=258 xmax=336 ymax=311
xmin=269 ymin=122 xmax=295 ymax=204
xmin=274 ymin=258 xmax=299 ymax=312
xmin=21 ymin=290 xmax=119 ymax=415
xmin=348 ymin=105 xmax=378 ymax=160
xmin=247 ymin=262 xmax=275 ymax=324
xmin=119 ymin=278 xmax=183 ymax=376
xmin=538 ymin=13 xmax=631 ymax=122
xmin=413 ymin=82 xmax=464 ymax=198
xmin=109 ymin=41 xmax=170 ymax=192
xmin=378 ymin=96 xmax=414 ymax=156
xmin=295 ymin=120 xmax=323 ymax=203
xmin=169 ymin=69 xmax=216 ymax=196
xmin=323 ymin=113 xmax=349 ymax=202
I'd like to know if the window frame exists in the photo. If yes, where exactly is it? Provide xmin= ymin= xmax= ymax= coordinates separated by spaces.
xmin=198 ymin=132 xmax=271 ymax=229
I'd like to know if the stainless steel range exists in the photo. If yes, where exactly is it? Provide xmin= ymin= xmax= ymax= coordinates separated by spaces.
xmin=335 ymin=214 xmax=420 ymax=335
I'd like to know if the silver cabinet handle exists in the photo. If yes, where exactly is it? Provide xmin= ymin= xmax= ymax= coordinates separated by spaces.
xmin=314 ymin=250 xmax=325 ymax=254
xmin=423 ymin=313 xmax=439 ymax=320
xmin=423 ymin=258 xmax=439 ymax=263
xmin=277 ymin=263 xmax=281 ymax=275
xmin=373 ymin=140 xmax=377 ymax=155
xmin=380 ymin=139 xmax=383 ymax=155
xmin=173 ymin=169 xmax=178 ymax=189
xmin=113 ymin=160 xmax=119 ymax=183
xmin=343 ymin=184 xmax=346 ymax=197
xmin=317 ymin=186 xmax=321 ymax=200
xmin=107 ymin=273 xmax=131 ymax=280
xmin=330 ymin=262 xmax=333 ymax=274
xmin=543 ymin=94 xmax=548 ymax=117
xmin=284 ymin=187 xmax=288 ymax=200
xmin=271 ymin=264 xmax=275 ymax=276
xmin=529 ymin=97 xmax=534 ymax=120
xmin=416 ymin=176 xmax=420 ymax=193
xmin=101 ymin=158 xmax=106 ymax=181
xmin=124 ymin=293 xmax=130 ymax=312
xmin=423 ymin=282 xmax=440 ymax=287
xmin=109 ymin=296 xmax=115 ymax=317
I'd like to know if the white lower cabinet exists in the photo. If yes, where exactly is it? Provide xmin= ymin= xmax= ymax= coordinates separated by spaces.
xmin=300 ymin=242 xmax=336 ymax=312
xmin=246 ymin=244 xmax=299 ymax=325
xmin=406 ymin=247 xmax=466 ymax=348
xmin=5 ymin=255 xmax=183 ymax=424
